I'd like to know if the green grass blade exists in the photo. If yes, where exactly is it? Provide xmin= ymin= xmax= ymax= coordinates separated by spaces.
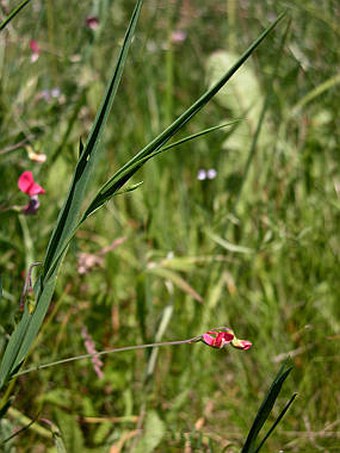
xmin=159 ymin=120 xmax=240 ymax=152
xmin=0 ymin=0 xmax=144 ymax=389
xmin=241 ymin=358 xmax=293 ymax=453
xmin=83 ymin=12 xmax=286 ymax=218
xmin=254 ymin=392 xmax=298 ymax=452
xmin=43 ymin=0 xmax=143 ymax=274
xmin=0 ymin=0 xmax=32 ymax=31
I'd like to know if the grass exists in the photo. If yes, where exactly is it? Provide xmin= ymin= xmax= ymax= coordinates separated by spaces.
xmin=0 ymin=0 xmax=339 ymax=451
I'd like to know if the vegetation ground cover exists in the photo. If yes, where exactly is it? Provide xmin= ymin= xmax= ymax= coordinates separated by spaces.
xmin=0 ymin=0 xmax=339 ymax=451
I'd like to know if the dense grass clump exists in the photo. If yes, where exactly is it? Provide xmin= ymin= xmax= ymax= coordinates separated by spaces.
xmin=0 ymin=1 xmax=339 ymax=451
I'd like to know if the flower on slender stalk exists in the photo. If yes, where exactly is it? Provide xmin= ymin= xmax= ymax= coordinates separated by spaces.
xmin=18 ymin=171 xmax=45 ymax=215
xmin=200 ymin=327 xmax=252 ymax=351
xmin=202 ymin=328 xmax=235 ymax=349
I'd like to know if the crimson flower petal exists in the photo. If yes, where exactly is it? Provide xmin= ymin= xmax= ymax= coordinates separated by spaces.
xmin=18 ymin=171 xmax=45 ymax=196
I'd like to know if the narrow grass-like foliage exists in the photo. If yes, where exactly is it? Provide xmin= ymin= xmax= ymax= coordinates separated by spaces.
xmin=0 ymin=5 xmax=285 ymax=389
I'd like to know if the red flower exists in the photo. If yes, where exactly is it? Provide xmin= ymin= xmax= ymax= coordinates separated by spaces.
xmin=202 ymin=328 xmax=235 ymax=349
xmin=18 ymin=171 xmax=45 ymax=197
xmin=201 ymin=327 xmax=252 ymax=351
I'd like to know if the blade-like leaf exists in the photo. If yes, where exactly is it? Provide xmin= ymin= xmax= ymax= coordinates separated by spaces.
xmin=241 ymin=358 xmax=293 ymax=453
xmin=254 ymin=392 xmax=297 ymax=452
xmin=0 ymin=0 xmax=32 ymax=31
xmin=82 ymin=12 xmax=286 ymax=219
xmin=0 ymin=0 xmax=144 ymax=389
xmin=160 ymin=120 xmax=240 ymax=152
xmin=43 ymin=0 xmax=144 ymax=274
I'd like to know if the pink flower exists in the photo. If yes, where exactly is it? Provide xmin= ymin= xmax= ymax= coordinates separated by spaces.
xmin=17 ymin=171 xmax=45 ymax=215
xmin=85 ymin=16 xmax=100 ymax=30
xmin=171 ymin=30 xmax=187 ymax=44
xmin=201 ymin=327 xmax=252 ymax=351
xmin=18 ymin=171 xmax=45 ymax=196
xmin=29 ymin=39 xmax=41 ymax=62
xmin=202 ymin=328 xmax=235 ymax=349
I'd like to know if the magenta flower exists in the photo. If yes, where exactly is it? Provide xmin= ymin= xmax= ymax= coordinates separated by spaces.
xmin=201 ymin=327 xmax=252 ymax=351
xmin=18 ymin=171 xmax=45 ymax=196
xmin=202 ymin=328 xmax=235 ymax=349
xmin=18 ymin=171 xmax=45 ymax=215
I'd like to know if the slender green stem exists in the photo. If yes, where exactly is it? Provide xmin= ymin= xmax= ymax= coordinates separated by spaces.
xmin=13 ymin=337 xmax=202 ymax=378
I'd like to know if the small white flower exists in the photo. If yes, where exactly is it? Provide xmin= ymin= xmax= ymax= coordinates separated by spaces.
xmin=197 ymin=168 xmax=217 ymax=181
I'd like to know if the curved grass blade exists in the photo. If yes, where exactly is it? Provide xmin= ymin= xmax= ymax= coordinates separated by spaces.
xmin=241 ymin=358 xmax=293 ymax=453
xmin=43 ymin=0 xmax=143 ymax=274
xmin=0 ymin=0 xmax=144 ymax=390
xmin=82 ymin=12 xmax=286 ymax=219
xmin=0 ymin=0 xmax=32 ymax=31
xmin=254 ymin=392 xmax=297 ymax=452
xmin=40 ymin=122 xmax=238 ymax=279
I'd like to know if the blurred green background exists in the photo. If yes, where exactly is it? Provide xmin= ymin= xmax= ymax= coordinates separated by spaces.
xmin=0 ymin=0 xmax=339 ymax=451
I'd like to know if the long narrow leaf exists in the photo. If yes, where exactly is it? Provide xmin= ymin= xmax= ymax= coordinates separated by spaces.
xmin=43 ymin=0 xmax=143 ymax=273
xmin=241 ymin=358 xmax=293 ymax=453
xmin=254 ymin=392 xmax=297 ymax=452
xmin=82 ymin=12 xmax=286 ymax=219
xmin=0 ymin=0 xmax=32 ymax=31
xmin=0 ymin=0 xmax=144 ymax=389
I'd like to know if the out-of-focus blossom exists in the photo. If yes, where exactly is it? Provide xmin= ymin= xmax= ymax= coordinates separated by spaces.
xmin=170 ymin=30 xmax=187 ymax=44
xmin=77 ymin=237 xmax=127 ymax=275
xmin=36 ymin=87 xmax=62 ymax=103
xmin=197 ymin=168 xmax=217 ymax=181
xmin=81 ymin=326 xmax=104 ymax=379
xmin=30 ymin=39 xmax=41 ymax=62
xmin=85 ymin=16 xmax=100 ymax=30
xmin=22 ymin=195 xmax=40 ymax=215
xmin=77 ymin=253 xmax=104 ymax=275
xmin=18 ymin=171 xmax=45 ymax=196
xmin=27 ymin=146 xmax=47 ymax=163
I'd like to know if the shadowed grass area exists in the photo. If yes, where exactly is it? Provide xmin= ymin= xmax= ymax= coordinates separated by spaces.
xmin=0 ymin=0 xmax=339 ymax=451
